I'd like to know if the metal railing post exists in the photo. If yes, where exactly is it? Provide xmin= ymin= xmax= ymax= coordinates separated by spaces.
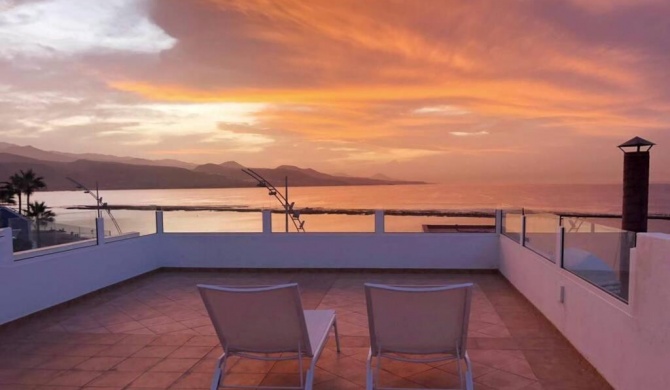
xmin=495 ymin=210 xmax=503 ymax=234
xmin=0 ymin=228 xmax=14 ymax=265
xmin=96 ymin=217 xmax=105 ymax=245
xmin=557 ymin=226 xmax=565 ymax=267
xmin=262 ymin=210 xmax=273 ymax=234
xmin=520 ymin=215 xmax=527 ymax=246
xmin=155 ymin=210 xmax=164 ymax=234
xmin=375 ymin=210 xmax=385 ymax=234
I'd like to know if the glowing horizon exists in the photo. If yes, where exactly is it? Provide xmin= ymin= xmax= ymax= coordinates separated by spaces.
xmin=1 ymin=0 xmax=669 ymax=183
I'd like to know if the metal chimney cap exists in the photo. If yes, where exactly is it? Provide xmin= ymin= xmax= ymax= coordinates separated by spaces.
xmin=618 ymin=136 xmax=655 ymax=152
xmin=618 ymin=136 xmax=655 ymax=148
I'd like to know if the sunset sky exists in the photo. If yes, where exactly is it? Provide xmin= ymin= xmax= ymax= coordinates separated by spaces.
xmin=1 ymin=0 xmax=669 ymax=183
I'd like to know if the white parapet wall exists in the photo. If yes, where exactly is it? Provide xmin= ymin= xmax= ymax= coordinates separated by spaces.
xmin=0 ymin=229 xmax=498 ymax=325
xmin=0 ymin=234 xmax=161 ymax=325
xmin=157 ymin=232 xmax=500 ymax=269
xmin=499 ymin=233 xmax=670 ymax=390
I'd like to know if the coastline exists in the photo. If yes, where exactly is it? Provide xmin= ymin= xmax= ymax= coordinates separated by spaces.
xmin=65 ymin=205 xmax=670 ymax=220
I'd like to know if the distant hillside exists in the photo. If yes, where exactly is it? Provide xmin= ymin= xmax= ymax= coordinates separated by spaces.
xmin=0 ymin=153 xmax=249 ymax=191
xmin=371 ymin=173 xmax=396 ymax=181
xmin=0 ymin=142 xmax=196 ymax=169
xmin=220 ymin=161 xmax=246 ymax=170
xmin=194 ymin=163 xmax=425 ymax=187
xmin=0 ymin=143 xmax=72 ymax=162
xmin=0 ymin=143 xmax=426 ymax=190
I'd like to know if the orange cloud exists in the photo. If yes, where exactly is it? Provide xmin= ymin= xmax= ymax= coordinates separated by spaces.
xmin=9 ymin=0 xmax=666 ymax=182
xmin=99 ymin=0 xmax=669 ymax=157
xmin=109 ymin=76 xmax=657 ymax=139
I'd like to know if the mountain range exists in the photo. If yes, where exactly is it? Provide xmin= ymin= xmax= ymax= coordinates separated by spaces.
xmin=0 ymin=143 xmax=424 ymax=191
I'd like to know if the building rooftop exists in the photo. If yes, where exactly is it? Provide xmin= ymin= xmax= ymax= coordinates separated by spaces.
xmin=0 ymin=270 xmax=611 ymax=389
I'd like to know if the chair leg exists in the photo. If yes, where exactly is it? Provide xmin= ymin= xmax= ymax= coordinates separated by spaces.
xmin=456 ymin=359 xmax=464 ymax=389
xmin=333 ymin=318 xmax=341 ymax=353
xmin=305 ymin=361 xmax=316 ymax=390
xmin=366 ymin=348 xmax=374 ymax=390
xmin=211 ymin=354 xmax=226 ymax=390
xmin=210 ymin=367 xmax=222 ymax=390
xmin=464 ymin=352 xmax=474 ymax=390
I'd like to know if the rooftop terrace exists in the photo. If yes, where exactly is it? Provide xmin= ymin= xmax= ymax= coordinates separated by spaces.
xmin=1 ymin=210 xmax=669 ymax=389
xmin=0 ymin=270 xmax=611 ymax=390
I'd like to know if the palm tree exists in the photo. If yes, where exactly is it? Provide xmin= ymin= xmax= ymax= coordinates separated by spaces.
xmin=0 ymin=182 xmax=16 ymax=205
xmin=20 ymin=169 xmax=46 ymax=210
xmin=9 ymin=173 xmax=24 ymax=213
xmin=25 ymin=201 xmax=56 ymax=247
xmin=7 ymin=169 xmax=47 ymax=214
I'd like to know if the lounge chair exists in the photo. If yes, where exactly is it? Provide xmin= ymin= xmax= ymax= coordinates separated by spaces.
xmin=364 ymin=283 xmax=474 ymax=390
xmin=198 ymin=283 xmax=341 ymax=390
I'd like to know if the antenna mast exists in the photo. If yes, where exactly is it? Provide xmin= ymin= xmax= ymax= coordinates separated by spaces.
xmin=66 ymin=177 xmax=122 ymax=235
xmin=241 ymin=168 xmax=306 ymax=232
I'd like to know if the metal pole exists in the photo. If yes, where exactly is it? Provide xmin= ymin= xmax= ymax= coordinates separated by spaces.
xmin=242 ymin=168 xmax=306 ymax=233
xmin=96 ymin=182 xmax=102 ymax=219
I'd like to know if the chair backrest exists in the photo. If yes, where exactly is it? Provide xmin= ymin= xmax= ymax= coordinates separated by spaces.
xmin=198 ymin=283 xmax=312 ymax=355
xmin=365 ymin=283 xmax=473 ymax=356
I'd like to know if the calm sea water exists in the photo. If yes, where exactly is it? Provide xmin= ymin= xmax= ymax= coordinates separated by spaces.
xmin=33 ymin=183 xmax=670 ymax=235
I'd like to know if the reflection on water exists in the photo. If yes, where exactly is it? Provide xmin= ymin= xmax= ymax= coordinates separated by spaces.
xmin=32 ymin=183 xmax=670 ymax=234
xmin=164 ymin=211 xmax=262 ymax=233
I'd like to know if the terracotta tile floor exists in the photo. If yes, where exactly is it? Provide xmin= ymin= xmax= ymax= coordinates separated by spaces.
xmin=0 ymin=270 xmax=612 ymax=390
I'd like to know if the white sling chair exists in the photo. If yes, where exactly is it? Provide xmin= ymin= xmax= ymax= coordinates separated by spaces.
xmin=364 ymin=283 xmax=474 ymax=390
xmin=198 ymin=283 xmax=340 ymax=390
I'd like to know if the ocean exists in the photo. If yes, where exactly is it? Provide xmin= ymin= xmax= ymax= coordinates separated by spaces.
xmin=32 ymin=183 xmax=670 ymax=235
